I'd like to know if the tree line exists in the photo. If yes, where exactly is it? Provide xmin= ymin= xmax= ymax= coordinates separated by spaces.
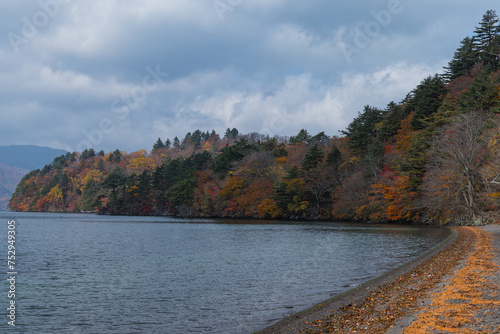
xmin=9 ymin=10 xmax=500 ymax=225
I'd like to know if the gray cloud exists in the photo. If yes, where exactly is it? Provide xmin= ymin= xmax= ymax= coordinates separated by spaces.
xmin=1 ymin=0 xmax=498 ymax=152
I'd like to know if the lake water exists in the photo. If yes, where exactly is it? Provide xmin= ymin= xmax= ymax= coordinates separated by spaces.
xmin=0 ymin=212 xmax=449 ymax=333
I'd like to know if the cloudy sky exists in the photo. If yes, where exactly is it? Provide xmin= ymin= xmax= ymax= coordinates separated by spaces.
xmin=0 ymin=1 xmax=497 ymax=153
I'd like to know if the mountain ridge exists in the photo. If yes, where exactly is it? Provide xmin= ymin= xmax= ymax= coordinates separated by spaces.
xmin=0 ymin=145 xmax=67 ymax=171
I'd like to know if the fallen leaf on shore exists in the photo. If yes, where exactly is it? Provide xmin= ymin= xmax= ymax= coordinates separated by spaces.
xmin=403 ymin=227 xmax=500 ymax=334
xmin=300 ymin=227 xmax=489 ymax=334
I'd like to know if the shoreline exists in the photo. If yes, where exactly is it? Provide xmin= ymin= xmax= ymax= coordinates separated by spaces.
xmin=395 ymin=225 xmax=500 ymax=333
xmin=256 ymin=225 xmax=500 ymax=333
xmin=255 ymin=227 xmax=458 ymax=334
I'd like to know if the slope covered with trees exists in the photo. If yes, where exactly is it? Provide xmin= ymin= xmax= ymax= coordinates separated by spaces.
xmin=9 ymin=11 xmax=500 ymax=225
xmin=0 ymin=145 xmax=68 ymax=210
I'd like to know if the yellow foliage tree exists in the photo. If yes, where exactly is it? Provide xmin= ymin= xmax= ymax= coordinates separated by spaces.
xmin=47 ymin=184 xmax=63 ymax=202
xmin=45 ymin=184 xmax=64 ymax=211
xmin=80 ymin=169 xmax=105 ymax=193
xmin=257 ymin=198 xmax=281 ymax=219
xmin=127 ymin=156 xmax=155 ymax=173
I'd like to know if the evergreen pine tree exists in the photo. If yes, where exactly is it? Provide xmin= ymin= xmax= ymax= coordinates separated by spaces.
xmin=111 ymin=149 xmax=122 ymax=163
xmin=224 ymin=128 xmax=239 ymax=140
xmin=473 ymin=10 xmax=500 ymax=70
xmin=443 ymin=37 xmax=479 ymax=81
xmin=191 ymin=130 xmax=203 ymax=149
xmin=80 ymin=148 xmax=96 ymax=160
xmin=309 ymin=131 xmax=329 ymax=146
xmin=458 ymin=67 xmax=500 ymax=112
xmin=173 ymin=137 xmax=180 ymax=149
xmin=326 ymin=145 xmax=341 ymax=168
xmin=377 ymin=101 xmax=407 ymax=142
xmin=289 ymin=129 xmax=311 ymax=145
xmin=341 ymin=105 xmax=384 ymax=152
xmin=405 ymin=75 xmax=447 ymax=130
xmin=301 ymin=144 xmax=324 ymax=171
xmin=153 ymin=138 xmax=165 ymax=150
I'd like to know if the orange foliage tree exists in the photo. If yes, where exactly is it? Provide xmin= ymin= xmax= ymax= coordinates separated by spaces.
xmin=367 ymin=112 xmax=419 ymax=222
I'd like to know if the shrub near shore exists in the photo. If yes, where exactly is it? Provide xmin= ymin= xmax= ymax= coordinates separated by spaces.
xmin=9 ymin=10 xmax=500 ymax=225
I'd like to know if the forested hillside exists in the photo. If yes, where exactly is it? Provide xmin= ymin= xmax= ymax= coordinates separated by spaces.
xmin=0 ymin=145 xmax=67 ymax=210
xmin=9 ymin=10 xmax=500 ymax=225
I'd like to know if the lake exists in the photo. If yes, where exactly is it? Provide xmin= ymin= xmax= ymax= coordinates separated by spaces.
xmin=0 ymin=212 xmax=449 ymax=333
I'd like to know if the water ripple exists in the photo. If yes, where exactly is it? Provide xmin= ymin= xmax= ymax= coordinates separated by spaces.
xmin=0 ymin=212 xmax=448 ymax=333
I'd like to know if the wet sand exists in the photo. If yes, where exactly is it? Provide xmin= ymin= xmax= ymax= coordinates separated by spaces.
xmin=255 ymin=225 xmax=500 ymax=334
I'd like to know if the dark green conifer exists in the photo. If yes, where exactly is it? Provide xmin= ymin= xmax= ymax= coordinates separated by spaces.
xmin=153 ymin=138 xmax=165 ymax=150
xmin=289 ymin=129 xmax=311 ymax=145
xmin=458 ymin=67 xmax=500 ymax=112
xmin=326 ymin=145 xmax=341 ymax=168
xmin=301 ymin=144 xmax=324 ymax=171
xmin=443 ymin=37 xmax=479 ymax=81
xmin=473 ymin=10 xmax=500 ymax=70
xmin=341 ymin=105 xmax=384 ymax=152
xmin=405 ymin=75 xmax=447 ymax=130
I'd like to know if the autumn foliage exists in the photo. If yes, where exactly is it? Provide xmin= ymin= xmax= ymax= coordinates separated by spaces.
xmin=9 ymin=11 xmax=500 ymax=225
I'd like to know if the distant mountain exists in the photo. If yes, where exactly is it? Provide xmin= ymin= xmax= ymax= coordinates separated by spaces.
xmin=0 ymin=164 xmax=27 ymax=210
xmin=0 ymin=145 xmax=67 ymax=171
xmin=0 ymin=183 xmax=14 ymax=210
xmin=0 ymin=163 xmax=28 ymax=192
xmin=0 ymin=145 xmax=68 ymax=210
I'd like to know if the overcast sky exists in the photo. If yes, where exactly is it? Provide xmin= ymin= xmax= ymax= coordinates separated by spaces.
xmin=0 ymin=1 xmax=497 ymax=153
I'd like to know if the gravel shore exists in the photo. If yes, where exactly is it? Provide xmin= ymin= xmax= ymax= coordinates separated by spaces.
xmin=255 ymin=225 xmax=500 ymax=334
xmin=391 ymin=225 xmax=500 ymax=333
